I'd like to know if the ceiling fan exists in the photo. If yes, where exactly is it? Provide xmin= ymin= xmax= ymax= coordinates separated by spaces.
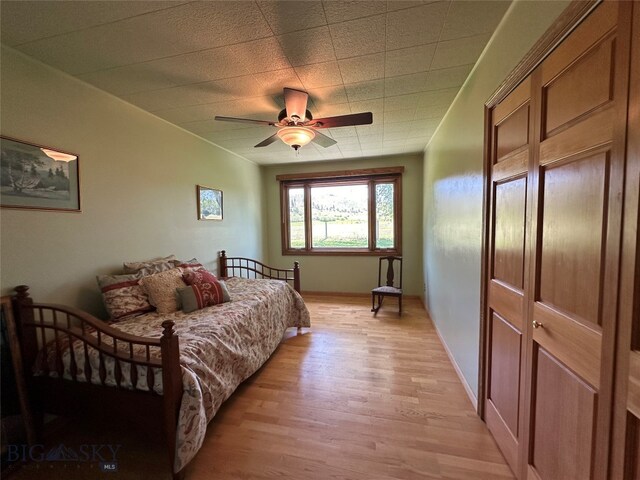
xmin=214 ymin=88 xmax=373 ymax=151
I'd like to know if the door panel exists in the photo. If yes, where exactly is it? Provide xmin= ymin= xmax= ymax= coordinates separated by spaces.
xmin=494 ymin=177 xmax=527 ymax=289
xmin=524 ymin=3 xmax=622 ymax=479
xmin=544 ymin=36 xmax=614 ymax=134
xmin=538 ymin=152 xmax=608 ymax=326
xmin=496 ymin=105 xmax=530 ymax=160
xmin=489 ymin=313 xmax=522 ymax=436
xmin=485 ymin=77 xmax=532 ymax=476
xmin=530 ymin=348 xmax=596 ymax=480
xmin=482 ymin=2 xmax=637 ymax=479
xmin=609 ymin=2 xmax=640 ymax=478
xmin=539 ymin=1 xmax=617 ymax=89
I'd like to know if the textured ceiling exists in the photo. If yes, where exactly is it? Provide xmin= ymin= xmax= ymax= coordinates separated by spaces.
xmin=1 ymin=1 xmax=510 ymax=165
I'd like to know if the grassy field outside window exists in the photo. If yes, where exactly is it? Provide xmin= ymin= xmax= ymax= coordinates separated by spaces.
xmin=280 ymin=171 xmax=401 ymax=255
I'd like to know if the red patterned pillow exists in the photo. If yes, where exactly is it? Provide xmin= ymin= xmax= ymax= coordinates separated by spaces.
xmin=182 ymin=268 xmax=216 ymax=286
xmin=179 ymin=269 xmax=229 ymax=312
xmin=96 ymin=273 xmax=154 ymax=320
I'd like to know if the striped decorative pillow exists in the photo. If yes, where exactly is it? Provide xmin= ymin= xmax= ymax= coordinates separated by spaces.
xmin=175 ymin=258 xmax=203 ymax=275
xmin=96 ymin=273 xmax=154 ymax=320
xmin=122 ymin=255 xmax=177 ymax=275
xmin=179 ymin=269 xmax=230 ymax=312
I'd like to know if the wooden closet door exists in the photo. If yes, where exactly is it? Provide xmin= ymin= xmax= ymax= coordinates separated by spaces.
xmin=610 ymin=2 xmax=640 ymax=478
xmin=484 ymin=77 xmax=532 ymax=474
xmin=523 ymin=3 xmax=625 ymax=479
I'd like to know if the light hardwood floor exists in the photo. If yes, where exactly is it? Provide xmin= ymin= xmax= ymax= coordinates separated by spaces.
xmin=187 ymin=295 xmax=513 ymax=480
xmin=11 ymin=295 xmax=513 ymax=479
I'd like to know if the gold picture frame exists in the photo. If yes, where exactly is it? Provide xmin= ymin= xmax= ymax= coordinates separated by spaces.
xmin=1 ymin=136 xmax=80 ymax=212
xmin=197 ymin=185 xmax=223 ymax=221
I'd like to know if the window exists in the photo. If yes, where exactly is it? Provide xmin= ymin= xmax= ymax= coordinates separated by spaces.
xmin=278 ymin=167 xmax=402 ymax=255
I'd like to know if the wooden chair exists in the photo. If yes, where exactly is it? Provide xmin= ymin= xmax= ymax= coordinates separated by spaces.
xmin=371 ymin=256 xmax=403 ymax=315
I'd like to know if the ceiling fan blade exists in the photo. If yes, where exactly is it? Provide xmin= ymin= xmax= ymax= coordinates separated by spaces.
xmin=311 ymin=130 xmax=338 ymax=148
xmin=284 ymin=88 xmax=309 ymax=121
xmin=310 ymin=112 xmax=373 ymax=129
xmin=215 ymin=116 xmax=275 ymax=126
xmin=254 ymin=133 xmax=279 ymax=148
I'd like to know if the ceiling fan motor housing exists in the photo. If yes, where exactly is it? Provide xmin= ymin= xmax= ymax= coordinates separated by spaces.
xmin=278 ymin=108 xmax=313 ymax=124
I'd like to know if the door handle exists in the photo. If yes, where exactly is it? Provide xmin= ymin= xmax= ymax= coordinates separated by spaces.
xmin=532 ymin=320 xmax=544 ymax=329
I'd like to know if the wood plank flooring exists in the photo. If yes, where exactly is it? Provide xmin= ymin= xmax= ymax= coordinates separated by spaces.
xmin=9 ymin=295 xmax=513 ymax=479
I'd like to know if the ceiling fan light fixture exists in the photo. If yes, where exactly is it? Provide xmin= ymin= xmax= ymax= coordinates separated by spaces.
xmin=277 ymin=126 xmax=315 ymax=150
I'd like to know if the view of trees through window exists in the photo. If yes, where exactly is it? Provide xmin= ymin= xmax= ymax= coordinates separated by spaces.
xmin=288 ymin=188 xmax=305 ymax=248
xmin=375 ymin=183 xmax=394 ymax=248
xmin=283 ymin=174 xmax=399 ymax=254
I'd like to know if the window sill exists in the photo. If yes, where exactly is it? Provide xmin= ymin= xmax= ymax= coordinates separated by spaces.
xmin=282 ymin=249 xmax=401 ymax=256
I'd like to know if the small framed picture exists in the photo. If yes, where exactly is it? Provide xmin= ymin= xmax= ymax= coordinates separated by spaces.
xmin=197 ymin=185 xmax=223 ymax=221
xmin=1 ymin=136 xmax=80 ymax=212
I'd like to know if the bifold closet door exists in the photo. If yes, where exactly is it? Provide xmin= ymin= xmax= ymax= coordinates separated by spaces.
xmin=610 ymin=2 xmax=640 ymax=478
xmin=523 ymin=2 xmax=627 ymax=480
xmin=484 ymin=77 xmax=532 ymax=473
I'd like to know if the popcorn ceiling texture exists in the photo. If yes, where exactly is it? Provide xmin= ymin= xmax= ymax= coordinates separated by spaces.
xmin=0 ymin=1 xmax=510 ymax=164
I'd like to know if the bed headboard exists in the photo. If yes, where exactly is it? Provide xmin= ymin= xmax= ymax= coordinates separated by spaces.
xmin=218 ymin=251 xmax=300 ymax=293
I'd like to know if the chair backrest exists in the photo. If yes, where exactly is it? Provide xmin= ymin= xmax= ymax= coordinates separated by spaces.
xmin=377 ymin=256 xmax=402 ymax=289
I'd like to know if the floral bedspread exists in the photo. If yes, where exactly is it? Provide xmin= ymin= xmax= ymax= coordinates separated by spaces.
xmin=38 ymin=278 xmax=310 ymax=472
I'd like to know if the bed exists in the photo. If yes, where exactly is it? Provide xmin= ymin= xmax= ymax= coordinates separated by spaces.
xmin=8 ymin=251 xmax=310 ymax=479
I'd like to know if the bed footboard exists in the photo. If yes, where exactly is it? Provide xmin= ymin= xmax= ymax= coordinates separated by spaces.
xmin=219 ymin=250 xmax=300 ymax=293
xmin=10 ymin=285 xmax=183 ymax=478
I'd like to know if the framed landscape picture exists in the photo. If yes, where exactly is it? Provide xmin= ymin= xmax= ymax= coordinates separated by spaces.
xmin=197 ymin=185 xmax=223 ymax=221
xmin=0 ymin=136 xmax=80 ymax=212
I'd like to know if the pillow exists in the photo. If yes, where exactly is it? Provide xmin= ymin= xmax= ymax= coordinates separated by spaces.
xmin=122 ymin=255 xmax=177 ymax=275
xmin=139 ymin=268 xmax=185 ymax=314
xmin=177 ymin=280 xmax=231 ymax=313
xmin=96 ymin=273 xmax=154 ymax=320
xmin=182 ymin=267 xmax=216 ymax=286
xmin=175 ymin=258 xmax=203 ymax=275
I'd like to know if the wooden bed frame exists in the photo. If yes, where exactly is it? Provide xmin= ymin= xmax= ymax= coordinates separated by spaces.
xmin=8 ymin=251 xmax=301 ymax=479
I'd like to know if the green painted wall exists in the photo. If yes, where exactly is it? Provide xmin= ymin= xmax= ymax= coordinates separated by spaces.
xmin=422 ymin=0 xmax=570 ymax=399
xmin=263 ymin=154 xmax=424 ymax=295
xmin=0 ymin=46 xmax=265 ymax=317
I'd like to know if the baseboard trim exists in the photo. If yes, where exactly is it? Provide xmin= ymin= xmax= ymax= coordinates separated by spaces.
xmin=421 ymin=302 xmax=478 ymax=410
xmin=302 ymin=291 xmax=421 ymax=300
xmin=420 ymin=295 xmax=429 ymax=315
xmin=302 ymin=291 xmax=369 ymax=298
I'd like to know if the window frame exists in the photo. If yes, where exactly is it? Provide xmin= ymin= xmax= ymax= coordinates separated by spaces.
xmin=278 ymin=167 xmax=403 ymax=256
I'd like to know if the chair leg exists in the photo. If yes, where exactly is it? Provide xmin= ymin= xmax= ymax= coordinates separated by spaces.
xmin=372 ymin=294 xmax=384 ymax=314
